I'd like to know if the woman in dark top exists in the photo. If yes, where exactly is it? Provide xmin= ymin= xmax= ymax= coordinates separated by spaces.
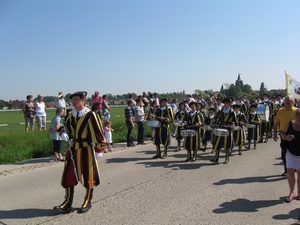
xmin=281 ymin=108 xmax=300 ymax=202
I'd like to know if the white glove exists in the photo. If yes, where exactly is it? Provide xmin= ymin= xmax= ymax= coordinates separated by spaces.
xmin=96 ymin=152 xmax=103 ymax=159
xmin=60 ymin=132 xmax=70 ymax=142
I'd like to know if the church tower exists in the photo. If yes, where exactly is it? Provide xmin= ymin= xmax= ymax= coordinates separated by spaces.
xmin=235 ymin=73 xmax=243 ymax=88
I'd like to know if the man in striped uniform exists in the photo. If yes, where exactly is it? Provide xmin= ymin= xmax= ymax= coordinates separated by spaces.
xmin=153 ymin=98 xmax=174 ymax=159
xmin=54 ymin=91 xmax=106 ymax=214
xmin=183 ymin=102 xmax=202 ymax=161
xmin=210 ymin=98 xmax=237 ymax=164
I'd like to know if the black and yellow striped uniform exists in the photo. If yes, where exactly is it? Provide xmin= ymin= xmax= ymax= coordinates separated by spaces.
xmin=212 ymin=108 xmax=237 ymax=163
xmin=183 ymin=110 xmax=202 ymax=161
xmin=233 ymin=112 xmax=247 ymax=154
xmin=247 ymin=112 xmax=261 ymax=149
xmin=62 ymin=108 xmax=106 ymax=189
xmin=153 ymin=106 xmax=173 ymax=158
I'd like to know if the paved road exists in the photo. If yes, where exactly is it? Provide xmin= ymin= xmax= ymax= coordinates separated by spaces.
xmin=0 ymin=138 xmax=299 ymax=225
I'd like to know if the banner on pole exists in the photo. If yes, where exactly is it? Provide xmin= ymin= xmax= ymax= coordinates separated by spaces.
xmin=286 ymin=73 xmax=300 ymax=99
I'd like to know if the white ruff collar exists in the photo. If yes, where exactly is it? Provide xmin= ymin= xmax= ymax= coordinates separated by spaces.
xmin=72 ymin=107 xmax=90 ymax=117
xmin=250 ymin=112 xmax=257 ymax=115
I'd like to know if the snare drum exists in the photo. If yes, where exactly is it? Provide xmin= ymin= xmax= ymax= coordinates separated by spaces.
xmin=247 ymin=124 xmax=256 ymax=129
xmin=173 ymin=119 xmax=183 ymax=127
xmin=257 ymin=104 xmax=270 ymax=122
xmin=213 ymin=128 xmax=229 ymax=137
xmin=146 ymin=120 xmax=161 ymax=127
xmin=204 ymin=125 xmax=214 ymax=131
xmin=180 ymin=129 xmax=196 ymax=137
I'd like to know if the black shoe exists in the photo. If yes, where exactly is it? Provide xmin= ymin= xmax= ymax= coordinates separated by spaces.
xmin=258 ymin=140 xmax=263 ymax=143
xmin=161 ymin=154 xmax=168 ymax=159
xmin=223 ymin=160 xmax=229 ymax=164
xmin=77 ymin=202 xmax=91 ymax=214
xmin=210 ymin=159 xmax=219 ymax=164
xmin=152 ymin=155 xmax=161 ymax=159
xmin=53 ymin=205 xmax=72 ymax=214
xmin=282 ymin=172 xmax=287 ymax=176
xmin=127 ymin=143 xmax=134 ymax=147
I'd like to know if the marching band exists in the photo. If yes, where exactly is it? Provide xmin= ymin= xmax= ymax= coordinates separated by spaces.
xmin=145 ymin=94 xmax=284 ymax=164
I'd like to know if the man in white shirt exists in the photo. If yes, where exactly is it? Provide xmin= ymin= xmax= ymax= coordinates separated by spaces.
xmin=55 ymin=92 xmax=66 ymax=109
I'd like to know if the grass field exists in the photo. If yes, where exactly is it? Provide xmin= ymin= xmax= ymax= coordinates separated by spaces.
xmin=0 ymin=106 xmax=152 ymax=164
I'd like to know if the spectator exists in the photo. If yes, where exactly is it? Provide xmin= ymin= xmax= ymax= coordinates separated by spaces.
xmin=22 ymin=95 xmax=35 ymax=132
xmin=125 ymin=100 xmax=135 ymax=147
xmin=147 ymin=99 xmax=158 ymax=141
xmin=49 ymin=107 xmax=65 ymax=161
xmin=135 ymin=98 xmax=146 ymax=145
xmin=281 ymin=108 xmax=300 ymax=202
xmin=102 ymin=94 xmax=110 ymax=121
xmin=273 ymin=95 xmax=298 ymax=176
xmin=92 ymin=91 xmax=102 ymax=119
xmin=35 ymin=94 xmax=47 ymax=131
xmin=142 ymin=91 xmax=150 ymax=113
xmin=128 ymin=94 xmax=136 ymax=116
xmin=103 ymin=121 xmax=114 ymax=152
xmin=55 ymin=92 xmax=66 ymax=109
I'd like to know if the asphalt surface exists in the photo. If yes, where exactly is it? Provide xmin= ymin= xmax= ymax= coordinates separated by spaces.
xmin=0 ymin=137 xmax=300 ymax=225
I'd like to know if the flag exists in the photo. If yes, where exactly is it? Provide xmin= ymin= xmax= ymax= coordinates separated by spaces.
xmin=286 ymin=73 xmax=300 ymax=99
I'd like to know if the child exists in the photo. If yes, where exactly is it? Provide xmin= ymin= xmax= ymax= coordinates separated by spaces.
xmin=104 ymin=121 xmax=114 ymax=152
xmin=49 ymin=107 xmax=65 ymax=161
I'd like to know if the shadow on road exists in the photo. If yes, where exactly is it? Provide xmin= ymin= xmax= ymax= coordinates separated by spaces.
xmin=213 ymin=198 xmax=283 ymax=213
xmin=213 ymin=175 xmax=286 ymax=185
xmin=273 ymin=208 xmax=299 ymax=224
xmin=214 ymin=198 xmax=300 ymax=224
xmin=0 ymin=208 xmax=57 ymax=219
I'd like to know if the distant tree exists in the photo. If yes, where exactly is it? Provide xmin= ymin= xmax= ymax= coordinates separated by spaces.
xmin=194 ymin=89 xmax=205 ymax=96
xmin=204 ymin=89 xmax=214 ymax=95
xmin=259 ymin=82 xmax=267 ymax=97
xmin=0 ymin=100 xmax=7 ymax=109
xmin=241 ymin=84 xmax=252 ymax=94
xmin=228 ymin=85 xmax=241 ymax=99
xmin=217 ymin=93 xmax=224 ymax=99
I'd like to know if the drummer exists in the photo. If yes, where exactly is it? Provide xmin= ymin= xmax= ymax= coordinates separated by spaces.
xmin=153 ymin=98 xmax=173 ymax=159
xmin=232 ymin=104 xmax=248 ymax=155
xmin=203 ymin=107 xmax=217 ymax=151
xmin=174 ymin=102 xmax=187 ymax=152
xmin=183 ymin=102 xmax=202 ymax=162
xmin=247 ymin=104 xmax=261 ymax=150
xmin=210 ymin=98 xmax=237 ymax=164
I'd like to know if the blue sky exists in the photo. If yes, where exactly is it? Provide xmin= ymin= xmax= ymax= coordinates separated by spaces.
xmin=0 ymin=0 xmax=299 ymax=101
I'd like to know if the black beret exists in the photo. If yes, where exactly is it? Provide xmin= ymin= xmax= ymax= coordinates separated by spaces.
xmin=222 ymin=98 xmax=231 ymax=103
xmin=189 ymin=102 xmax=196 ymax=107
xmin=208 ymin=107 xmax=216 ymax=111
xmin=69 ymin=91 xmax=88 ymax=99
xmin=250 ymin=104 xmax=257 ymax=108
xmin=232 ymin=104 xmax=240 ymax=108
xmin=160 ymin=98 xmax=168 ymax=103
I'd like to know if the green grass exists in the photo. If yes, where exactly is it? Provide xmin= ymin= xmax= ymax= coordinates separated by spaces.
xmin=0 ymin=107 xmax=152 ymax=164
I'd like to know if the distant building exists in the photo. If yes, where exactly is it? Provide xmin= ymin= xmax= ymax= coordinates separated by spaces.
xmin=7 ymin=100 xmax=23 ymax=109
xmin=220 ymin=83 xmax=232 ymax=97
xmin=220 ymin=73 xmax=244 ymax=97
